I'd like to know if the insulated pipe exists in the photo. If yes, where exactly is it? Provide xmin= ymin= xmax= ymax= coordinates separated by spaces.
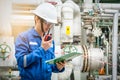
xmin=83 ymin=0 xmax=93 ymax=12
xmin=52 ymin=0 xmax=62 ymax=45
xmin=112 ymin=12 xmax=119 ymax=80
xmin=89 ymin=3 xmax=120 ymax=10
xmin=103 ymin=9 xmax=119 ymax=14
xmin=71 ymin=46 xmax=104 ymax=72
xmin=53 ymin=25 xmax=61 ymax=45
xmin=119 ymin=14 xmax=120 ymax=16
xmin=84 ymin=0 xmax=92 ymax=3
xmin=61 ymin=0 xmax=81 ymax=42
xmin=98 ymin=3 xmax=120 ymax=10
xmin=0 ymin=0 xmax=12 ymax=36
xmin=103 ymin=9 xmax=119 ymax=80
xmin=61 ymin=3 xmax=74 ymax=42
xmin=101 ymin=13 xmax=120 ymax=17
xmin=83 ymin=3 xmax=120 ymax=13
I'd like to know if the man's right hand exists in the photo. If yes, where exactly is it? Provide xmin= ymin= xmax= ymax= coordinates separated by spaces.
xmin=41 ymin=36 xmax=52 ymax=51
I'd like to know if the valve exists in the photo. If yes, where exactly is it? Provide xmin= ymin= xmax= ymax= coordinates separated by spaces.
xmin=0 ymin=42 xmax=11 ymax=60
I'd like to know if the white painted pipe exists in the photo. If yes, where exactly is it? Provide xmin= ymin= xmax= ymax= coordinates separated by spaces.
xmin=88 ymin=3 xmax=120 ymax=10
xmin=61 ymin=0 xmax=76 ymax=42
xmin=102 ymin=9 xmax=119 ymax=80
xmin=53 ymin=25 xmax=61 ymax=45
xmin=84 ymin=0 xmax=92 ymax=3
xmin=98 ymin=3 xmax=120 ymax=10
xmin=83 ymin=3 xmax=120 ymax=12
xmin=61 ymin=4 xmax=74 ymax=42
xmin=0 ymin=0 xmax=12 ymax=36
xmin=112 ymin=11 xmax=119 ymax=80
xmin=71 ymin=46 xmax=104 ymax=72
xmin=12 ymin=0 xmax=41 ymax=5
xmin=102 ymin=9 xmax=119 ymax=14
xmin=61 ymin=0 xmax=81 ymax=43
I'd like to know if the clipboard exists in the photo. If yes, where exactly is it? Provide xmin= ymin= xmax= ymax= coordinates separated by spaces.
xmin=45 ymin=52 xmax=81 ymax=64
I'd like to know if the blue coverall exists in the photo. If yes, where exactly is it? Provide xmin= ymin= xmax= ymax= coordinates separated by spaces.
xmin=15 ymin=27 xmax=64 ymax=80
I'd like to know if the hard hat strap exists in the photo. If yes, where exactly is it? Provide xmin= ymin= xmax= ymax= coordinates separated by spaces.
xmin=40 ymin=19 xmax=45 ymax=35
xmin=40 ymin=18 xmax=51 ymax=36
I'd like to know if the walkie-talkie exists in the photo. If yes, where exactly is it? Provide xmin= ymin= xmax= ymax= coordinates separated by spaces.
xmin=44 ymin=34 xmax=52 ymax=41
xmin=44 ymin=29 xmax=52 ymax=41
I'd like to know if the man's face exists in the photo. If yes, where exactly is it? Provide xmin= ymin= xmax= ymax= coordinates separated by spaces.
xmin=42 ymin=19 xmax=53 ymax=32
xmin=36 ymin=16 xmax=53 ymax=33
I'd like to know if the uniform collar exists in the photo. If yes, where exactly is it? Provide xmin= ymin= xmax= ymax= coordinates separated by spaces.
xmin=32 ymin=27 xmax=41 ymax=37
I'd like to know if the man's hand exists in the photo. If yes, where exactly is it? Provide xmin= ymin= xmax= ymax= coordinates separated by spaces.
xmin=56 ymin=61 xmax=65 ymax=71
xmin=41 ymin=36 xmax=52 ymax=51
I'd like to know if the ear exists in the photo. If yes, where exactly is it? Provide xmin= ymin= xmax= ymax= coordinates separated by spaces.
xmin=34 ymin=15 xmax=41 ymax=24
xmin=35 ymin=15 xmax=39 ymax=20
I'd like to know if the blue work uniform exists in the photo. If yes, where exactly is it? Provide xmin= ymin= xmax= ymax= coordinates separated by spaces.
xmin=15 ymin=27 xmax=64 ymax=80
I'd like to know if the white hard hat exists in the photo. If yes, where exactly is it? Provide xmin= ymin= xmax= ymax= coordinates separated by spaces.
xmin=33 ymin=3 xmax=57 ymax=24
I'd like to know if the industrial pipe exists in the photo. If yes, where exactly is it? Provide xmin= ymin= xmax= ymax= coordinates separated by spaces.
xmin=112 ymin=11 xmax=119 ymax=80
xmin=103 ymin=9 xmax=119 ymax=80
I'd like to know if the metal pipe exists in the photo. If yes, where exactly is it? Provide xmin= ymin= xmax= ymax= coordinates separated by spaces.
xmin=103 ymin=9 xmax=118 ymax=14
xmin=84 ymin=0 xmax=92 ymax=3
xmin=105 ymin=39 xmax=109 ymax=75
xmin=0 ymin=0 xmax=12 ymax=36
xmin=119 ymin=14 xmax=120 ymax=16
xmin=91 ymin=3 xmax=120 ymax=10
xmin=102 ymin=9 xmax=119 ymax=80
xmin=99 ymin=3 xmax=120 ymax=10
xmin=112 ymin=11 xmax=119 ymax=80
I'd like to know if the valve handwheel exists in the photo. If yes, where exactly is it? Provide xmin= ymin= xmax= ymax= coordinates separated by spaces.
xmin=63 ymin=45 xmax=78 ymax=54
xmin=0 ymin=42 xmax=11 ymax=60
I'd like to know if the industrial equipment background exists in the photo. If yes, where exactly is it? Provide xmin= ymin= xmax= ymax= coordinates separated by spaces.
xmin=0 ymin=0 xmax=120 ymax=80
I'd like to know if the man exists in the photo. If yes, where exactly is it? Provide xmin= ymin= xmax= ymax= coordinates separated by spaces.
xmin=15 ymin=3 xmax=65 ymax=80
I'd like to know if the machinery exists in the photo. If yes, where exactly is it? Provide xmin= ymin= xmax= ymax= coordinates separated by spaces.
xmin=0 ymin=0 xmax=120 ymax=80
xmin=0 ymin=37 xmax=18 ymax=80
xmin=52 ymin=0 xmax=120 ymax=80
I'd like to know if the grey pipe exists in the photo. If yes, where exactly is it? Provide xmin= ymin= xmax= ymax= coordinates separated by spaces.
xmin=103 ymin=9 xmax=119 ymax=80
xmin=112 ymin=11 xmax=119 ymax=80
